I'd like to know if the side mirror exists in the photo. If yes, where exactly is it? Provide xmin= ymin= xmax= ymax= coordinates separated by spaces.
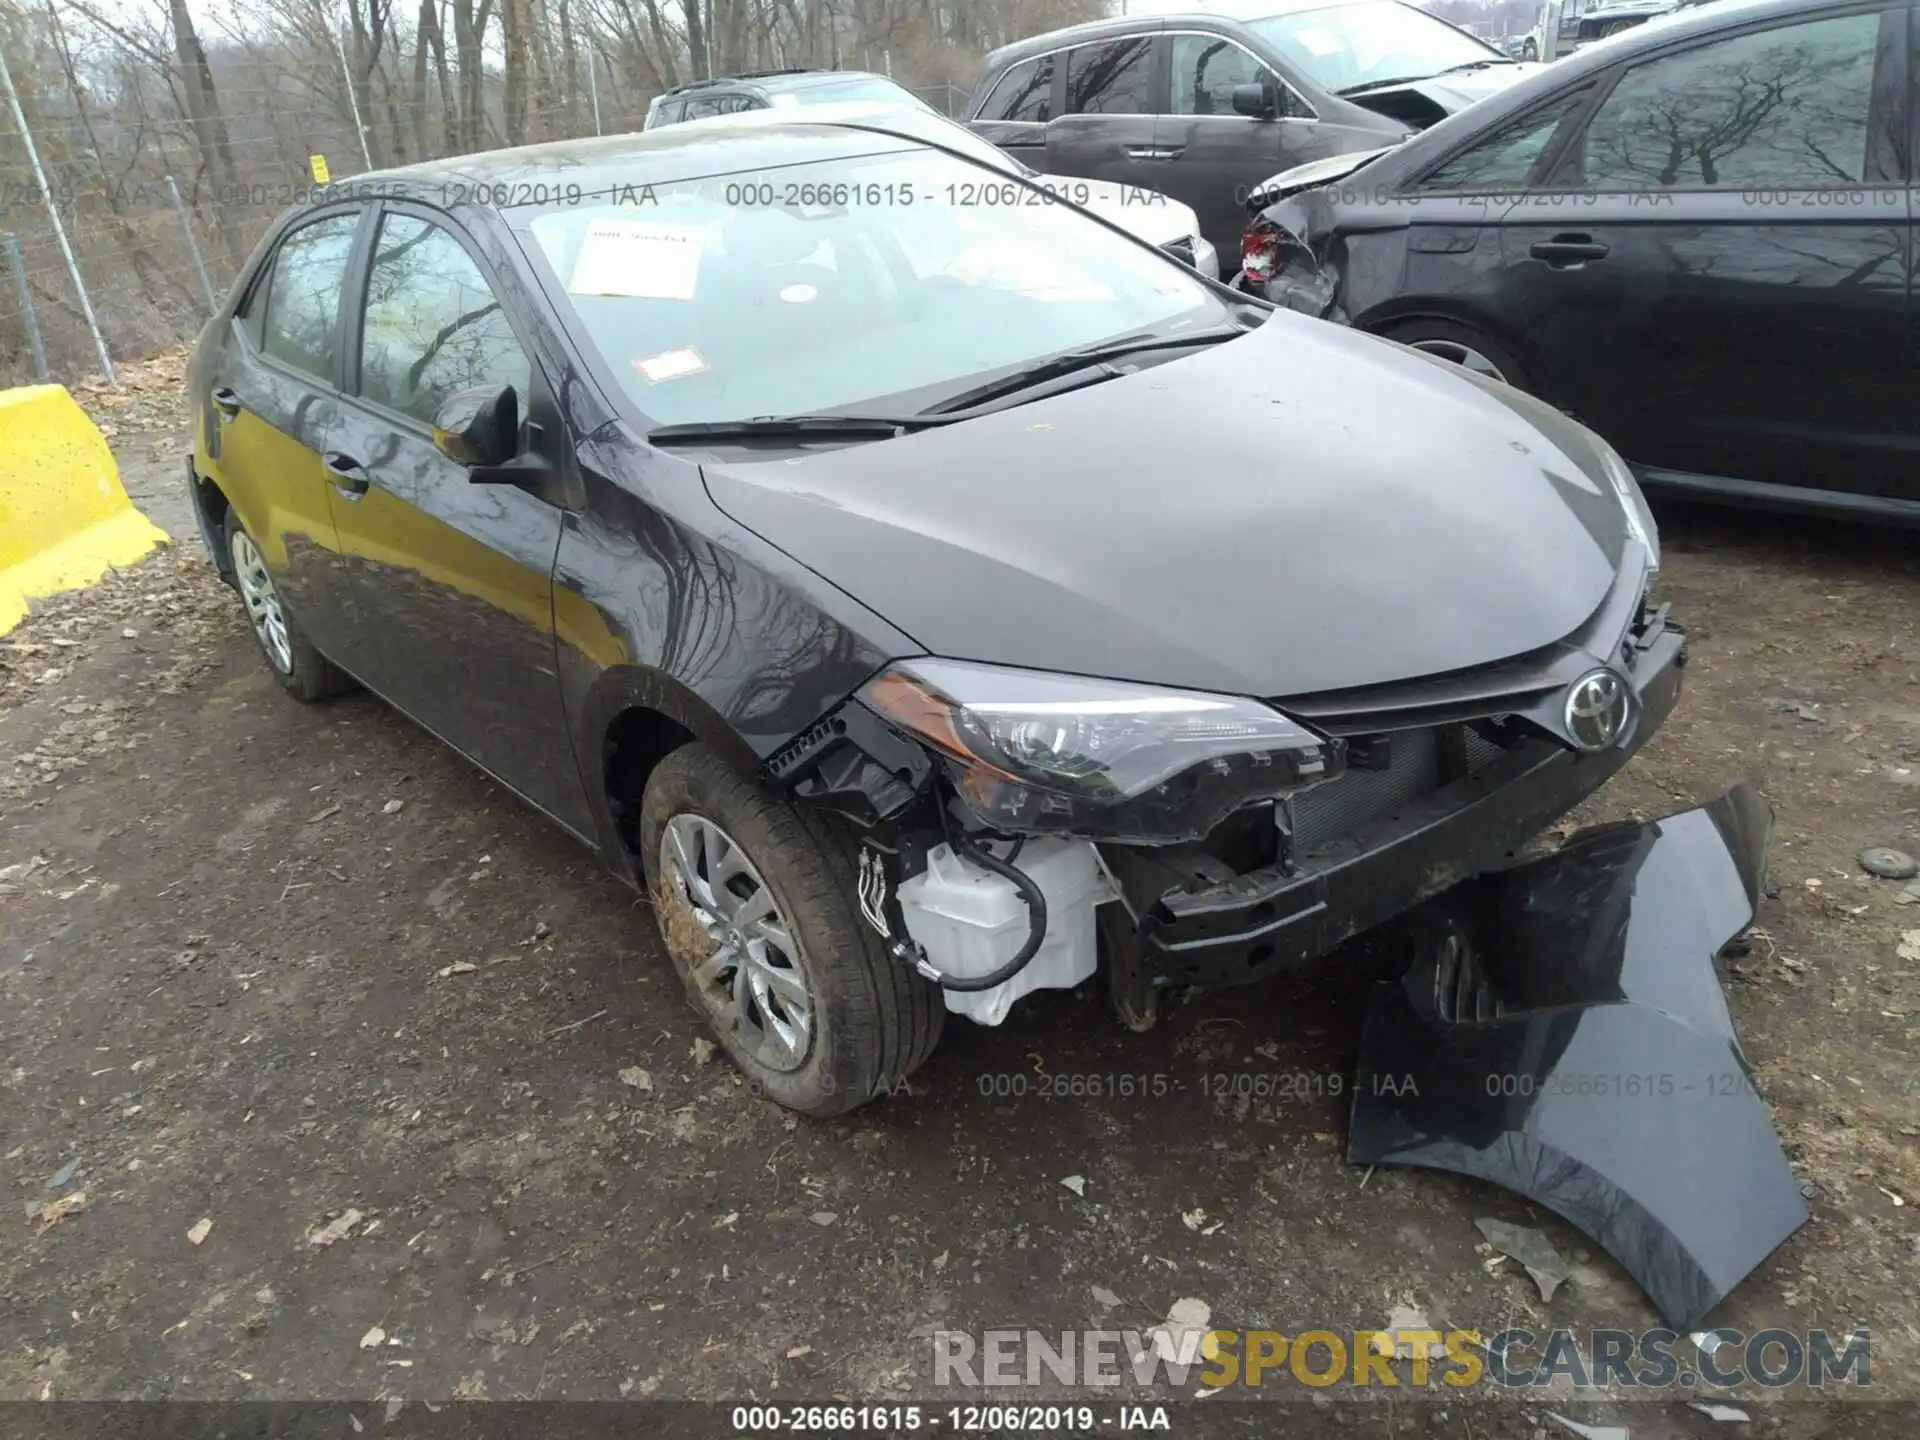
xmin=432 ymin=384 xmax=519 ymax=469
xmin=1231 ymin=81 xmax=1279 ymax=120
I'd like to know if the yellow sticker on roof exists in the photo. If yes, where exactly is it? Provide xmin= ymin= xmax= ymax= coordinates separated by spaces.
xmin=570 ymin=220 xmax=706 ymax=300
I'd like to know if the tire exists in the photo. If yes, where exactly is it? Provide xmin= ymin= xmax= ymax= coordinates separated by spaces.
xmin=1379 ymin=318 xmax=1535 ymax=394
xmin=223 ymin=509 xmax=353 ymax=703
xmin=639 ymin=743 xmax=943 ymax=1117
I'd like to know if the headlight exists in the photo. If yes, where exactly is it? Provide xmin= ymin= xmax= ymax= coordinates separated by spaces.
xmin=1597 ymin=438 xmax=1660 ymax=575
xmin=860 ymin=659 xmax=1343 ymax=844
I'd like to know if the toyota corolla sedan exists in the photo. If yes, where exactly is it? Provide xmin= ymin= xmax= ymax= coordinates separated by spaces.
xmin=187 ymin=118 xmax=1677 ymax=1121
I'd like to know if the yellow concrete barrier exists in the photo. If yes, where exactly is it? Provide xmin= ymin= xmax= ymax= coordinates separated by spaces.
xmin=0 ymin=384 xmax=167 ymax=636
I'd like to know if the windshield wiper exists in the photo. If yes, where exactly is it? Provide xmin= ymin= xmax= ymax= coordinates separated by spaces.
xmin=1338 ymin=73 xmax=1431 ymax=94
xmin=648 ymin=413 xmax=951 ymax=444
xmin=647 ymin=325 xmax=1259 ymax=442
xmin=1336 ymin=58 xmax=1512 ymax=95
xmin=922 ymin=324 xmax=1254 ymax=417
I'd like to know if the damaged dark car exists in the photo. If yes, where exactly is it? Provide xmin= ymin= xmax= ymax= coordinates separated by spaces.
xmin=1234 ymin=0 xmax=1918 ymax=519
xmin=186 ymin=116 xmax=1802 ymax=1325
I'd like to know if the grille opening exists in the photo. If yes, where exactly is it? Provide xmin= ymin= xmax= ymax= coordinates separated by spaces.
xmin=1289 ymin=721 xmax=1512 ymax=855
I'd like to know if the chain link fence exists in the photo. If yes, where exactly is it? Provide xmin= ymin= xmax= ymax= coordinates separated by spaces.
xmin=0 ymin=11 xmax=1040 ymax=390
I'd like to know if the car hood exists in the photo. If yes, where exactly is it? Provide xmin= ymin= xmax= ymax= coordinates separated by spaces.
xmin=1043 ymin=174 xmax=1198 ymax=247
xmin=1344 ymin=61 xmax=1551 ymax=120
xmin=1248 ymin=145 xmax=1398 ymax=206
xmin=699 ymin=315 xmax=1634 ymax=698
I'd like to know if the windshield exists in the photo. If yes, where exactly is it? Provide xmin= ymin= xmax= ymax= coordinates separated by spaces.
xmin=1247 ymin=2 xmax=1500 ymax=92
xmin=517 ymin=147 xmax=1221 ymax=427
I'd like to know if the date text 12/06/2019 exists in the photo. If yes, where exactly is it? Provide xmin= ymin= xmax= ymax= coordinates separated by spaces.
xmin=728 ymin=1405 xmax=1169 ymax=1432
xmin=715 ymin=179 xmax=1171 ymax=211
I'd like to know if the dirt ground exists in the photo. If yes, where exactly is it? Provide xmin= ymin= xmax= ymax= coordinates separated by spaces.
xmin=1 ymin=365 xmax=1916 ymax=1437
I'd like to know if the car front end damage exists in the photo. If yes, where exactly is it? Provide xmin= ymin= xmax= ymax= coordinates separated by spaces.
xmin=1238 ymin=182 xmax=1362 ymax=318
xmin=768 ymin=547 xmax=1678 ymax=1023
xmin=761 ymin=568 xmax=1808 ymax=1320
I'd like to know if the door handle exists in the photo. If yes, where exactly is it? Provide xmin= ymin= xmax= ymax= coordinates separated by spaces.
xmin=211 ymin=386 xmax=242 ymax=421
xmin=322 ymin=450 xmax=370 ymax=497
xmin=1123 ymin=145 xmax=1182 ymax=160
xmin=1529 ymin=235 xmax=1610 ymax=267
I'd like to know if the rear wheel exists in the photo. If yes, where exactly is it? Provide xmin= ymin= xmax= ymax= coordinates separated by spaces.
xmin=1380 ymin=319 xmax=1534 ymax=393
xmin=639 ymin=743 xmax=942 ymax=1116
xmin=224 ymin=510 xmax=352 ymax=702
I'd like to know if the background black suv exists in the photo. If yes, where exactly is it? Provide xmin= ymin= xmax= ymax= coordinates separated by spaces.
xmin=643 ymin=69 xmax=937 ymax=127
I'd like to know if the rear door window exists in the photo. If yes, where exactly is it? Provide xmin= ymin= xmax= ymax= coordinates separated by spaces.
xmin=1562 ymin=10 xmax=1887 ymax=188
xmin=979 ymin=55 xmax=1056 ymax=122
xmin=1064 ymin=38 xmax=1161 ymax=115
xmin=259 ymin=212 xmax=361 ymax=382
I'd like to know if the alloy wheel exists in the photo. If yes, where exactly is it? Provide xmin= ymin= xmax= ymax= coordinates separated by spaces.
xmin=659 ymin=813 xmax=814 ymax=1073
xmin=1409 ymin=338 xmax=1508 ymax=383
xmin=230 ymin=529 xmax=294 ymax=674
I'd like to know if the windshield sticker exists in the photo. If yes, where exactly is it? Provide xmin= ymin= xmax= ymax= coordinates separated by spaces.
xmin=570 ymin=220 xmax=705 ymax=299
xmin=634 ymin=348 xmax=710 ymax=384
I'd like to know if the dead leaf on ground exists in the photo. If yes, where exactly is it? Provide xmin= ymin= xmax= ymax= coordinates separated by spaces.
xmin=307 ymin=1208 xmax=364 ymax=1247
xmin=35 ymin=1192 xmax=88 ymax=1229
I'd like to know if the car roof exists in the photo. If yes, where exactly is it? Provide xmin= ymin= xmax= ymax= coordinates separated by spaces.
xmin=1362 ymin=0 xmax=1867 ymax=182
xmin=661 ymin=68 xmax=893 ymax=99
xmin=1515 ymin=0 xmax=1846 ymax=74
xmin=978 ymin=0 xmax=1379 ymax=70
xmin=338 ymin=124 xmax=931 ymax=211
xmin=675 ymin=99 xmax=967 ymax=139
xmin=673 ymin=100 xmax=1022 ymax=170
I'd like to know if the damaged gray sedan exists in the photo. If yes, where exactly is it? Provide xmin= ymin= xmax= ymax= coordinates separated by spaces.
xmin=184 ymin=119 xmax=1802 ymax=1328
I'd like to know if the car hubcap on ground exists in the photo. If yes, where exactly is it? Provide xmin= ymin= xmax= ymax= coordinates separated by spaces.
xmin=659 ymin=814 xmax=813 ymax=1073
xmin=230 ymin=530 xmax=293 ymax=674
xmin=1409 ymin=339 xmax=1508 ymax=383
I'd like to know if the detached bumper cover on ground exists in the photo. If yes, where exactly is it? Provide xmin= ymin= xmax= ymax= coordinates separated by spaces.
xmin=1349 ymin=783 xmax=1807 ymax=1328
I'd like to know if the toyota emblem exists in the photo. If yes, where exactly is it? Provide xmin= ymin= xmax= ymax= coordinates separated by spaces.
xmin=1564 ymin=668 xmax=1633 ymax=751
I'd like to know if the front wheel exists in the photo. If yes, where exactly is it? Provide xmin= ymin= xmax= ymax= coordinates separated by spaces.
xmin=1379 ymin=319 xmax=1535 ymax=394
xmin=639 ymin=743 xmax=943 ymax=1116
